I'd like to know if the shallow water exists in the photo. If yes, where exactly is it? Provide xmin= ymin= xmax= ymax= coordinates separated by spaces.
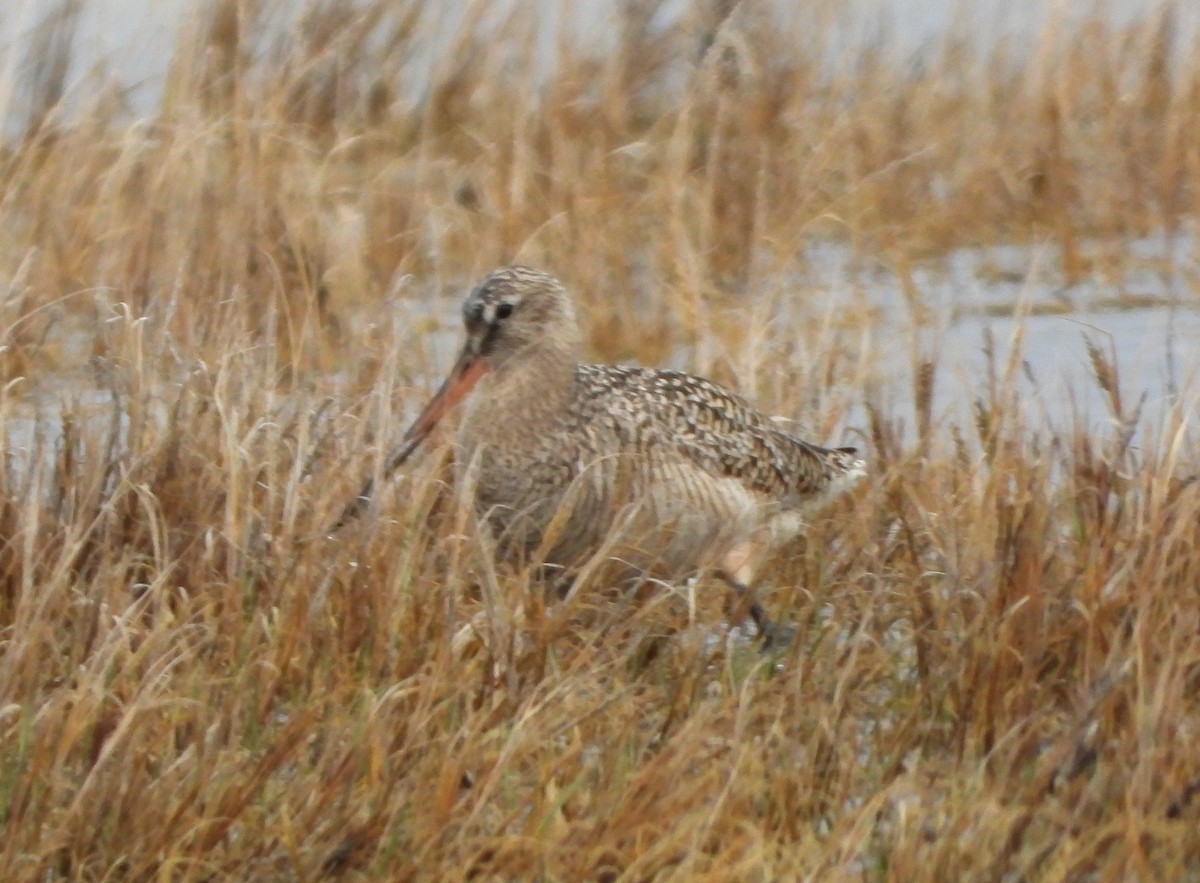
xmin=2 ymin=0 xmax=1195 ymax=135
xmin=799 ymin=230 xmax=1200 ymax=448
xmin=4 ymin=228 xmax=1196 ymax=481
xmin=366 ymin=232 xmax=1200 ymax=468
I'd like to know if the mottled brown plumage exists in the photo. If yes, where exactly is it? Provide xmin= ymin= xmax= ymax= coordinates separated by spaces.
xmin=347 ymin=265 xmax=865 ymax=641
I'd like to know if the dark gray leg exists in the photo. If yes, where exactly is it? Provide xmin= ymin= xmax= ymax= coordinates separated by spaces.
xmin=717 ymin=570 xmax=787 ymax=649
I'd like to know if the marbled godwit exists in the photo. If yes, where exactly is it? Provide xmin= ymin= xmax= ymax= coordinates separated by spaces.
xmin=340 ymin=266 xmax=865 ymax=642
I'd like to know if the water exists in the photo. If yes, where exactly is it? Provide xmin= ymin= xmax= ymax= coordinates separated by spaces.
xmin=801 ymin=230 xmax=1200 ymax=448
xmin=3 ymin=233 xmax=1196 ymax=488
xmin=372 ymin=232 xmax=1200 ymax=455
xmin=1 ymin=0 xmax=1195 ymax=132
xmin=2 ymin=0 xmax=1197 ymax=467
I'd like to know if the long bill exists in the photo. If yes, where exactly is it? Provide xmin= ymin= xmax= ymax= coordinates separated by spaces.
xmin=329 ymin=343 xmax=490 ymax=532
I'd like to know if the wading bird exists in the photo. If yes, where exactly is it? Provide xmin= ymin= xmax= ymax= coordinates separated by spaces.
xmin=337 ymin=266 xmax=864 ymax=643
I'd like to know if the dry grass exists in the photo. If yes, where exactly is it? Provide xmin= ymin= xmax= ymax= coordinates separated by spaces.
xmin=1 ymin=0 xmax=1199 ymax=880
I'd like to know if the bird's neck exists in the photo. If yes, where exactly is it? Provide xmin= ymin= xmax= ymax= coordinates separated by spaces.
xmin=460 ymin=341 xmax=579 ymax=446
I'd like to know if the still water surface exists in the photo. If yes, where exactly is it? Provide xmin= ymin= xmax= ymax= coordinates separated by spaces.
xmin=2 ymin=234 xmax=1196 ymax=484
xmin=2 ymin=0 xmax=1195 ymax=125
xmin=1 ymin=1 xmax=1197 ymax=474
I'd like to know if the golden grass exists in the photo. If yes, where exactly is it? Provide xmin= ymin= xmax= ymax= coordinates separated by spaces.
xmin=1 ymin=1 xmax=1199 ymax=879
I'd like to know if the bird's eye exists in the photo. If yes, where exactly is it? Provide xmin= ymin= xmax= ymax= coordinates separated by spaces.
xmin=495 ymin=302 xmax=514 ymax=320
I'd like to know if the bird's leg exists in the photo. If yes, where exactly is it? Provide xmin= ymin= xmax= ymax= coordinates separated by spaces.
xmin=720 ymin=575 xmax=782 ymax=647
xmin=717 ymin=540 xmax=796 ymax=651
xmin=747 ymin=598 xmax=773 ymax=635
xmin=718 ymin=541 xmax=772 ymax=641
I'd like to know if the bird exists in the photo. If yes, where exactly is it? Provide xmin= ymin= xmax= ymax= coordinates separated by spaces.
xmin=337 ymin=266 xmax=865 ymax=644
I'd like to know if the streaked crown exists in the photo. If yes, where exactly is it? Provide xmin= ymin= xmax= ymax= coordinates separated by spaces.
xmin=461 ymin=266 xmax=581 ymax=365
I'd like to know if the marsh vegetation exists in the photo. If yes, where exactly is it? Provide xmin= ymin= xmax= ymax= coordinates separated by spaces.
xmin=0 ymin=0 xmax=1198 ymax=879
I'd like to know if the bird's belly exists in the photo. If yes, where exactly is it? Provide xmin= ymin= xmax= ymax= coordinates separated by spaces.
xmin=611 ymin=464 xmax=772 ymax=576
xmin=464 ymin=450 xmax=781 ymax=580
